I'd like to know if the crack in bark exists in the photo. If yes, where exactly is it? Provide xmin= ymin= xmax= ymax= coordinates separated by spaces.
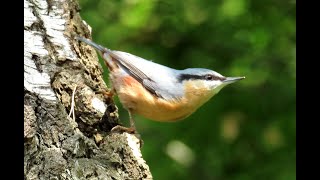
xmin=46 ymin=0 xmax=54 ymax=15
xmin=31 ymin=54 xmax=43 ymax=73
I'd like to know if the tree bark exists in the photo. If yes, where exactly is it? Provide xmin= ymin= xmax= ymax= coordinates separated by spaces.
xmin=24 ymin=0 xmax=152 ymax=179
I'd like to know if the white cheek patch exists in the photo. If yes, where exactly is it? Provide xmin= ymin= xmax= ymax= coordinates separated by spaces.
xmin=193 ymin=80 xmax=205 ymax=88
xmin=205 ymin=80 xmax=222 ymax=90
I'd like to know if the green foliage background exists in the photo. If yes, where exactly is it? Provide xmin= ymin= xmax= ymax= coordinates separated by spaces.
xmin=78 ymin=0 xmax=296 ymax=179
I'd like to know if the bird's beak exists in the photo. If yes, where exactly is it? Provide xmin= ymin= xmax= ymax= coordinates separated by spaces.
xmin=223 ymin=76 xmax=245 ymax=84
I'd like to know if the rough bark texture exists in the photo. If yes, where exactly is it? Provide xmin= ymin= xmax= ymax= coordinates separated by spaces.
xmin=24 ymin=0 xmax=153 ymax=179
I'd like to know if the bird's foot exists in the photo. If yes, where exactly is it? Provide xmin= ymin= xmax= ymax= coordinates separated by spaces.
xmin=110 ymin=125 xmax=136 ymax=134
xmin=96 ymin=88 xmax=115 ymax=99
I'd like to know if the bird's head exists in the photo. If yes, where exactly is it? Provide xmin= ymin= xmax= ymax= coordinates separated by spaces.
xmin=178 ymin=68 xmax=245 ymax=101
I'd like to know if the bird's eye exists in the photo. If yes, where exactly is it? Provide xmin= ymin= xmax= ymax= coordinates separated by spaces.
xmin=204 ymin=74 xmax=214 ymax=81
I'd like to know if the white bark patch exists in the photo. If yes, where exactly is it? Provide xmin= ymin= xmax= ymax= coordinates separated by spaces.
xmin=91 ymin=97 xmax=107 ymax=114
xmin=124 ymin=135 xmax=153 ymax=178
xmin=42 ymin=14 xmax=77 ymax=61
xmin=24 ymin=0 xmax=37 ymax=27
xmin=82 ymin=20 xmax=92 ymax=34
xmin=126 ymin=134 xmax=146 ymax=165
xmin=24 ymin=60 xmax=57 ymax=101
xmin=24 ymin=31 xmax=57 ymax=101
xmin=31 ymin=0 xmax=77 ymax=61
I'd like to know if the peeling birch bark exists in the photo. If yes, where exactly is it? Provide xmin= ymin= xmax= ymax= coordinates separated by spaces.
xmin=24 ymin=0 xmax=153 ymax=179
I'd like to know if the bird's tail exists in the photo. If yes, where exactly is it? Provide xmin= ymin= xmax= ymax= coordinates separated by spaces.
xmin=75 ymin=36 xmax=111 ymax=53
xmin=75 ymin=36 xmax=119 ymax=72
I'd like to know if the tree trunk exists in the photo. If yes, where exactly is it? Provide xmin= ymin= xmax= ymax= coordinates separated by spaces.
xmin=24 ymin=0 xmax=152 ymax=179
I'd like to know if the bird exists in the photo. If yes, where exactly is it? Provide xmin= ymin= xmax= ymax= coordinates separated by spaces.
xmin=76 ymin=36 xmax=245 ymax=133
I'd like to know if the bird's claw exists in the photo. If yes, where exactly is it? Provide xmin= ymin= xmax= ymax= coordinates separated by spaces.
xmin=110 ymin=125 xmax=136 ymax=134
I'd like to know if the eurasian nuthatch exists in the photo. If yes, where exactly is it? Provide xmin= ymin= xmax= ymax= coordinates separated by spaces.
xmin=76 ymin=36 xmax=244 ymax=131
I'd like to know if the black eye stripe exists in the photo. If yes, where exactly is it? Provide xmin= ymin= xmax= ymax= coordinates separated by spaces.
xmin=178 ymin=74 xmax=201 ymax=81
xmin=204 ymin=74 xmax=226 ymax=81
xmin=178 ymin=74 xmax=226 ymax=82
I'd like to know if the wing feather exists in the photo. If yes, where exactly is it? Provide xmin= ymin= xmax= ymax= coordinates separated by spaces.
xmin=108 ymin=51 xmax=163 ymax=98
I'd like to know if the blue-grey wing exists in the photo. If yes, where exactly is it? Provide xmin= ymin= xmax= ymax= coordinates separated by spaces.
xmin=109 ymin=51 xmax=179 ymax=99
